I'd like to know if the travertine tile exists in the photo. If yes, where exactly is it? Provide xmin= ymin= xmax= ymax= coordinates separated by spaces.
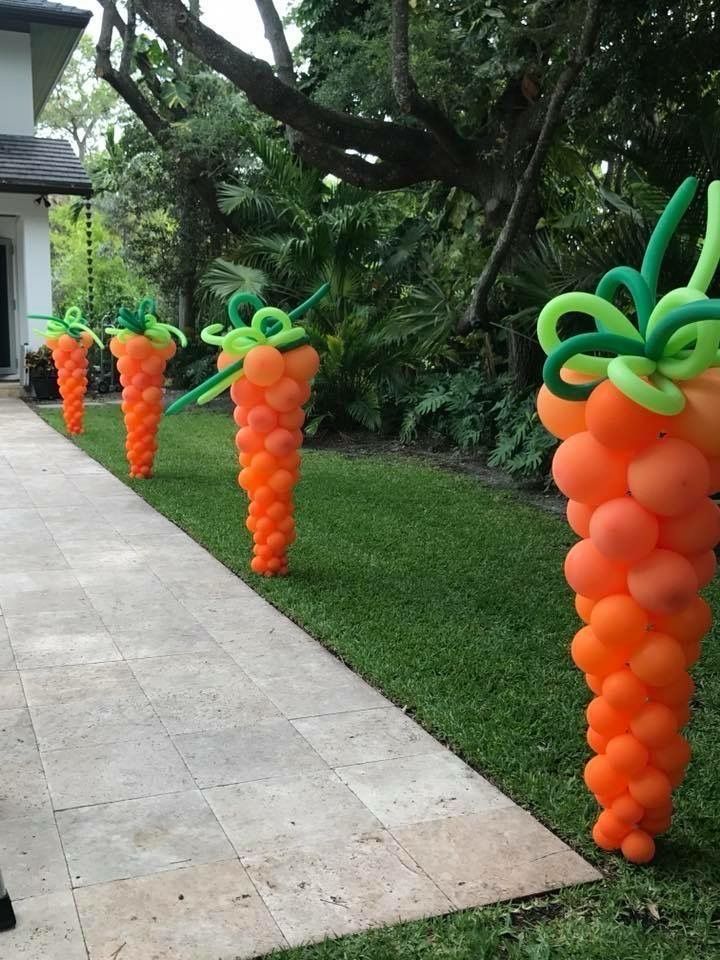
xmin=1 ymin=891 xmax=86 ymax=959
xmin=75 ymin=860 xmax=287 ymax=959
xmin=174 ymin=717 xmax=327 ymax=788
xmin=129 ymin=653 xmax=278 ymax=734
xmin=0 ymin=668 xmax=24 ymax=709
xmin=244 ymin=830 xmax=451 ymax=946
xmin=0 ymin=814 xmax=69 ymax=899
xmin=392 ymin=809 xmax=601 ymax=908
xmin=337 ymin=752 xmax=514 ymax=827
xmin=293 ymin=707 xmax=443 ymax=767
xmin=43 ymin=734 xmax=194 ymax=809
xmin=10 ymin=629 xmax=121 ymax=670
xmin=57 ymin=790 xmax=234 ymax=887
xmin=205 ymin=770 xmax=380 ymax=857
xmin=254 ymin=669 xmax=388 ymax=720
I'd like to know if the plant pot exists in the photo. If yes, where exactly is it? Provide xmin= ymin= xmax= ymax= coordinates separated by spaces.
xmin=30 ymin=374 xmax=60 ymax=401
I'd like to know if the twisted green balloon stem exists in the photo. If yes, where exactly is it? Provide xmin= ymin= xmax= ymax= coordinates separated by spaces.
xmin=106 ymin=298 xmax=187 ymax=348
xmin=166 ymin=283 xmax=330 ymax=416
xmin=30 ymin=307 xmax=103 ymax=348
xmin=538 ymin=178 xmax=720 ymax=415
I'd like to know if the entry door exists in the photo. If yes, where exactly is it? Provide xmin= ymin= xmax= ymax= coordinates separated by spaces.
xmin=0 ymin=238 xmax=17 ymax=376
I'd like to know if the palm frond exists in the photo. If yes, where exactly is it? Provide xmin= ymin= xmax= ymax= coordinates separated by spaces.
xmin=199 ymin=259 xmax=267 ymax=302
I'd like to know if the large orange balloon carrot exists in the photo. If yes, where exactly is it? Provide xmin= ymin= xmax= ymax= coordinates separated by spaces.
xmin=107 ymin=299 xmax=186 ymax=478
xmin=167 ymin=285 xmax=328 ymax=576
xmin=536 ymin=177 xmax=720 ymax=864
xmin=32 ymin=307 xmax=102 ymax=434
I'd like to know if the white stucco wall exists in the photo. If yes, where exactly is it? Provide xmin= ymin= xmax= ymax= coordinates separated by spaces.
xmin=0 ymin=194 xmax=52 ymax=373
xmin=0 ymin=31 xmax=35 ymax=136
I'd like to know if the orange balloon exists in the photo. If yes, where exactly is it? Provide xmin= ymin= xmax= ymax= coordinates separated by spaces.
xmin=655 ymin=595 xmax=712 ymax=645
xmin=571 ymin=626 xmax=623 ymax=674
xmin=269 ymin=469 xmax=295 ymax=494
xmin=589 ymin=497 xmax=658 ymax=563
xmin=596 ymin=809 xmax=633 ymax=841
xmin=639 ymin=812 xmax=672 ymax=836
xmin=611 ymin=793 xmax=645 ymax=824
xmin=590 ymin=594 xmax=648 ymax=649
xmin=265 ymin=428 xmax=297 ymax=458
xmin=252 ymin=451 xmax=278 ymax=474
xmin=279 ymin=408 xmax=306 ymax=430
xmin=265 ymin=377 xmax=303 ymax=413
xmin=628 ymin=438 xmax=709 ymax=517
xmin=584 ymin=755 xmax=627 ymax=796
xmin=247 ymin=405 xmax=278 ymax=434
xmin=564 ymin=540 xmax=627 ymax=600
xmin=630 ymin=702 xmax=678 ymax=747
xmin=567 ymin=500 xmax=594 ymax=538
xmin=606 ymin=733 xmax=649 ymax=775
xmin=629 ymin=633 xmax=686 ymax=687
xmin=587 ymin=727 xmax=609 ymax=753
xmin=586 ymin=673 xmax=604 ymax=695
xmin=627 ymin=549 xmax=697 ymax=614
xmin=552 ymin=432 xmax=628 ymax=505
xmin=586 ymin=697 xmax=631 ymax=737
xmin=283 ymin=344 xmax=320 ymax=381
xmin=586 ymin=380 xmax=665 ymax=450
xmin=592 ymin=822 xmax=619 ymax=850
xmin=628 ymin=767 xmax=671 ymax=808
xmin=707 ymin=456 xmax=720 ymax=494
xmin=575 ymin=594 xmax=596 ymax=623
xmin=673 ymin=702 xmax=691 ymax=727
xmin=236 ymin=426 xmax=265 ymax=454
xmin=688 ymin=549 xmax=717 ymax=589
xmin=621 ymin=829 xmax=655 ymax=863
xmin=537 ymin=384 xmax=587 ymax=439
xmin=671 ymin=368 xmax=720 ymax=456
xmin=231 ymin=377 xmax=265 ymax=406
xmin=243 ymin=345 xmax=285 ymax=386
xmin=602 ymin=669 xmax=648 ymax=712
xmin=657 ymin=497 xmax=720 ymax=554
xmin=649 ymin=672 xmax=694 ymax=707
xmin=650 ymin=734 xmax=691 ymax=775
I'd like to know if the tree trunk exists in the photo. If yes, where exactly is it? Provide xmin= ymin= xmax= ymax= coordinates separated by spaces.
xmin=177 ymin=277 xmax=194 ymax=332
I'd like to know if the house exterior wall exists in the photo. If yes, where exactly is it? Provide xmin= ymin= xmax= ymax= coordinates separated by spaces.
xmin=0 ymin=194 xmax=52 ymax=373
xmin=0 ymin=31 xmax=35 ymax=136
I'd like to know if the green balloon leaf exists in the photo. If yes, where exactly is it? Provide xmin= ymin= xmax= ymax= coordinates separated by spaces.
xmin=538 ymin=178 xmax=720 ymax=415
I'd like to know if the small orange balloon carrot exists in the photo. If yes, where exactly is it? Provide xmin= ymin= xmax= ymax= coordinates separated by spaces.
xmin=107 ymin=299 xmax=186 ymax=479
xmin=32 ymin=307 xmax=103 ymax=435
xmin=167 ymin=285 xmax=328 ymax=576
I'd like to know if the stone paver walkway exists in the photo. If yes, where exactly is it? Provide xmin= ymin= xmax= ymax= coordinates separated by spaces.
xmin=0 ymin=399 xmax=599 ymax=958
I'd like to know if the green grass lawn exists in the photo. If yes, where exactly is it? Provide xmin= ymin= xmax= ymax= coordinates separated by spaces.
xmin=40 ymin=404 xmax=720 ymax=959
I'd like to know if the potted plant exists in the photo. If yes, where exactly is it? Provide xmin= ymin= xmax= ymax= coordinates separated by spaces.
xmin=25 ymin=346 xmax=60 ymax=400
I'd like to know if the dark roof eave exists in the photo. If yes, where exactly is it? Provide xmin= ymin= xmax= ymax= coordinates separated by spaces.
xmin=0 ymin=180 xmax=92 ymax=196
xmin=0 ymin=4 xmax=91 ymax=28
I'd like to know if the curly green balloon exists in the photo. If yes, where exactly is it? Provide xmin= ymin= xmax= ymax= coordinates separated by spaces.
xmin=31 ymin=306 xmax=104 ymax=348
xmin=538 ymin=177 xmax=720 ymax=415
xmin=105 ymin=298 xmax=188 ymax=348
xmin=166 ymin=283 xmax=329 ymax=415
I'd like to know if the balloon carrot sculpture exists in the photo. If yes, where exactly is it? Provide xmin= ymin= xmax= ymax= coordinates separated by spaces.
xmin=537 ymin=177 xmax=720 ymax=864
xmin=167 ymin=285 xmax=327 ymax=576
xmin=107 ymin=299 xmax=186 ymax=479
xmin=32 ymin=307 xmax=102 ymax=434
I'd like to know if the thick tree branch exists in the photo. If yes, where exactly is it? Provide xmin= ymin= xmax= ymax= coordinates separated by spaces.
xmin=390 ymin=0 xmax=470 ymax=162
xmin=135 ymin=0 xmax=477 ymax=190
xmin=462 ymin=0 xmax=603 ymax=330
xmin=254 ymin=0 xmax=295 ymax=86
xmin=96 ymin=1 xmax=167 ymax=138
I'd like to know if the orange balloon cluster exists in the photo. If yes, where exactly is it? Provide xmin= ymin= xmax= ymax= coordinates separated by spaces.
xmin=539 ymin=372 xmax=720 ymax=863
xmin=46 ymin=332 xmax=92 ymax=435
xmin=230 ymin=343 xmax=319 ymax=576
xmin=109 ymin=335 xmax=176 ymax=478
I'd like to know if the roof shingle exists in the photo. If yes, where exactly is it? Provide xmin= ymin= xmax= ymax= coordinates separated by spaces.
xmin=0 ymin=135 xmax=91 ymax=196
